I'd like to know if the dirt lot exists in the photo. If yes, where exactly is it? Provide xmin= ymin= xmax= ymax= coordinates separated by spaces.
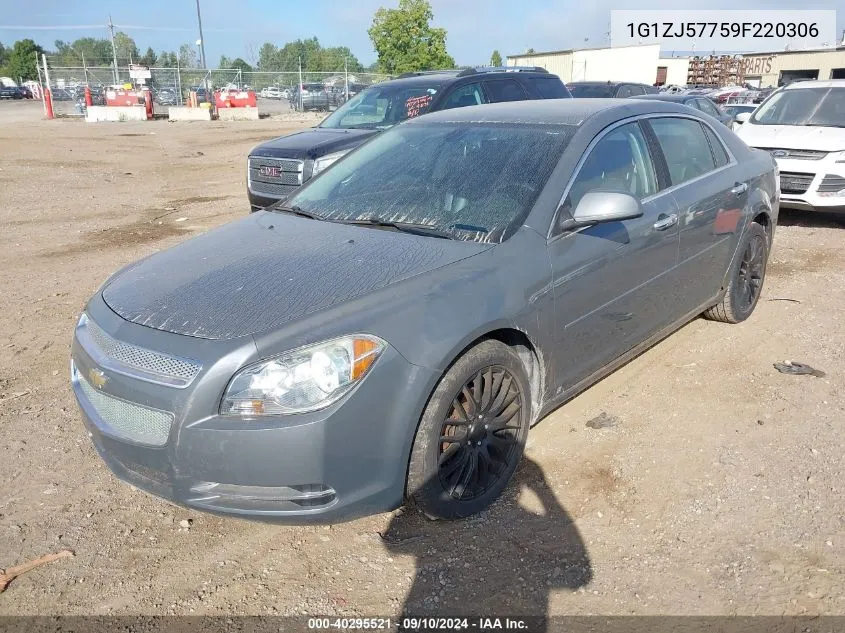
xmin=0 ymin=98 xmax=843 ymax=619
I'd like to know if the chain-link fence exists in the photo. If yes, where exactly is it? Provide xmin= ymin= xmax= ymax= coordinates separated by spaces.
xmin=40 ymin=60 xmax=392 ymax=115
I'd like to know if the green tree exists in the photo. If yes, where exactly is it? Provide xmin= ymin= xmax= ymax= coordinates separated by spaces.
xmin=490 ymin=50 xmax=502 ymax=66
xmin=113 ymin=32 xmax=139 ymax=64
xmin=219 ymin=55 xmax=253 ymax=72
xmin=178 ymin=43 xmax=199 ymax=68
xmin=320 ymin=46 xmax=362 ymax=72
xmin=54 ymin=37 xmax=112 ymax=66
xmin=229 ymin=57 xmax=253 ymax=73
xmin=157 ymin=51 xmax=178 ymax=68
xmin=6 ymin=39 xmax=42 ymax=81
xmin=0 ymin=42 xmax=8 ymax=69
xmin=526 ymin=48 xmax=535 ymax=54
xmin=139 ymin=47 xmax=157 ymax=67
xmin=368 ymin=0 xmax=455 ymax=75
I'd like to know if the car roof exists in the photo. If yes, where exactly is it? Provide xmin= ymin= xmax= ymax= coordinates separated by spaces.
xmin=406 ymin=98 xmax=698 ymax=127
xmin=630 ymin=94 xmax=694 ymax=102
xmin=568 ymin=81 xmax=645 ymax=87
xmin=782 ymin=79 xmax=845 ymax=90
xmin=371 ymin=69 xmax=552 ymax=90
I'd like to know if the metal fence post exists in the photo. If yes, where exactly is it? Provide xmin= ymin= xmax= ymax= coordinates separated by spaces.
xmin=176 ymin=59 xmax=182 ymax=104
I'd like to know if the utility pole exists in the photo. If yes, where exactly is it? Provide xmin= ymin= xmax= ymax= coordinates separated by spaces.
xmin=195 ymin=0 xmax=207 ymax=68
xmin=108 ymin=15 xmax=119 ymax=84
xmin=298 ymin=56 xmax=303 ymax=111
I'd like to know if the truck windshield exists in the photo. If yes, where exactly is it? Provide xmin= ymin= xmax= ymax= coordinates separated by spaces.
xmin=751 ymin=87 xmax=845 ymax=127
xmin=285 ymin=122 xmax=576 ymax=243
xmin=319 ymin=83 xmax=441 ymax=130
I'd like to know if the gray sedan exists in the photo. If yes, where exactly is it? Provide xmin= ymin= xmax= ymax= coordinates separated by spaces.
xmin=71 ymin=99 xmax=779 ymax=523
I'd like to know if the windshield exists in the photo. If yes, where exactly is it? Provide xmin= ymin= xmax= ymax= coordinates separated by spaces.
xmin=569 ymin=84 xmax=614 ymax=98
xmin=284 ymin=122 xmax=575 ymax=243
xmin=319 ymin=83 xmax=441 ymax=130
xmin=751 ymin=87 xmax=845 ymax=127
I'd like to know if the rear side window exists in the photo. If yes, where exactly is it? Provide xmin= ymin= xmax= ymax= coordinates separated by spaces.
xmin=483 ymin=79 xmax=529 ymax=103
xmin=616 ymin=85 xmax=634 ymax=98
xmin=526 ymin=76 xmax=570 ymax=98
xmin=649 ymin=117 xmax=717 ymax=185
xmin=702 ymin=124 xmax=730 ymax=168
xmin=442 ymin=83 xmax=488 ymax=109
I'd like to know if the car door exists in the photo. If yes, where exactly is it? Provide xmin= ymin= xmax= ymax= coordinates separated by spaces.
xmin=645 ymin=116 xmax=749 ymax=313
xmin=547 ymin=119 xmax=681 ymax=389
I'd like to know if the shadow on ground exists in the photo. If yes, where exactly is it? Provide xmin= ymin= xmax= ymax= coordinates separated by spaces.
xmin=381 ymin=458 xmax=591 ymax=629
xmin=778 ymin=208 xmax=845 ymax=229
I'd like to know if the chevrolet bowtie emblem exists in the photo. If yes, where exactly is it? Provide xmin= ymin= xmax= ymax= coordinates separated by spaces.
xmin=88 ymin=367 xmax=108 ymax=389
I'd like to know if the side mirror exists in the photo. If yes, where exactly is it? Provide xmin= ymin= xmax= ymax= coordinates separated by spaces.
xmin=560 ymin=191 xmax=643 ymax=231
xmin=735 ymin=112 xmax=752 ymax=124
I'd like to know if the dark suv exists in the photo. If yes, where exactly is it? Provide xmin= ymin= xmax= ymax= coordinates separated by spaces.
xmin=247 ymin=67 xmax=571 ymax=211
xmin=568 ymin=81 xmax=658 ymax=98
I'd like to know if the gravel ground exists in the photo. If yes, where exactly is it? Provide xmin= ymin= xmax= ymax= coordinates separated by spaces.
xmin=0 ymin=98 xmax=843 ymax=619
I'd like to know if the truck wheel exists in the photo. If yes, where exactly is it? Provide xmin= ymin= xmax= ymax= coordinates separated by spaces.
xmin=704 ymin=222 xmax=768 ymax=324
xmin=407 ymin=340 xmax=531 ymax=519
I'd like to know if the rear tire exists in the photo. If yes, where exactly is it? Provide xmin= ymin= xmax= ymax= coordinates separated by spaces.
xmin=704 ymin=222 xmax=768 ymax=324
xmin=407 ymin=340 xmax=531 ymax=520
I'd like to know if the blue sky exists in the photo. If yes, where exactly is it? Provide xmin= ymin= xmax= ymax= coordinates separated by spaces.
xmin=2 ymin=0 xmax=843 ymax=67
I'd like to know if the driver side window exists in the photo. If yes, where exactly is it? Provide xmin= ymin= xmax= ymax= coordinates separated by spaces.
xmin=558 ymin=121 xmax=658 ymax=230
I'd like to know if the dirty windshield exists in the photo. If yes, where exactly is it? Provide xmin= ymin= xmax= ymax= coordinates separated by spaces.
xmin=319 ymin=83 xmax=441 ymax=130
xmin=285 ymin=122 xmax=575 ymax=242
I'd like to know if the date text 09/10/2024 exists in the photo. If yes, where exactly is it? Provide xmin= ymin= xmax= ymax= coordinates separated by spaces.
xmin=307 ymin=617 xmax=531 ymax=631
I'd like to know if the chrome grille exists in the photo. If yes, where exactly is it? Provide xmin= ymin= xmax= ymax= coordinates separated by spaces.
xmin=80 ymin=315 xmax=201 ymax=388
xmin=818 ymin=174 xmax=845 ymax=193
xmin=765 ymin=148 xmax=827 ymax=161
xmin=77 ymin=370 xmax=173 ymax=446
xmin=248 ymin=156 xmax=304 ymax=198
xmin=779 ymin=171 xmax=814 ymax=194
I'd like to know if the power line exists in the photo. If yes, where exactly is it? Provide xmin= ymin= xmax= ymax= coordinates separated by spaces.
xmin=0 ymin=24 xmax=105 ymax=30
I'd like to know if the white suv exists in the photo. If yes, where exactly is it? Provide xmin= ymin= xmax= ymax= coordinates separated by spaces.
xmin=736 ymin=80 xmax=845 ymax=213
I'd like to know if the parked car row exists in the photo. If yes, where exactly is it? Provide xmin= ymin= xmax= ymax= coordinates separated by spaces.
xmin=0 ymin=85 xmax=33 ymax=99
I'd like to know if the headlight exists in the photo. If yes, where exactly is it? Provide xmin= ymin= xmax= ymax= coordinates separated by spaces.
xmin=221 ymin=335 xmax=385 ymax=416
xmin=312 ymin=150 xmax=350 ymax=176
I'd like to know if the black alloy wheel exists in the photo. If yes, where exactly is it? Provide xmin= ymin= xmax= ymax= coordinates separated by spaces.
xmin=438 ymin=366 xmax=524 ymax=500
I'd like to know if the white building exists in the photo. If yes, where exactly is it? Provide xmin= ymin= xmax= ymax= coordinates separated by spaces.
xmin=507 ymin=44 xmax=689 ymax=86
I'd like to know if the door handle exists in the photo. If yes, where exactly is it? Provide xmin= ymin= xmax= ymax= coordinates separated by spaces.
xmin=731 ymin=182 xmax=748 ymax=196
xmin=653 ymin=213 xmax=678 ymax=231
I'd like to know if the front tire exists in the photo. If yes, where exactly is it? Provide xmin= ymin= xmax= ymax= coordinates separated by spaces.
xmin=704 ymin=222 xmax=768 ymax=323
xmin=407 ymin=340 xmax=531 ymax=519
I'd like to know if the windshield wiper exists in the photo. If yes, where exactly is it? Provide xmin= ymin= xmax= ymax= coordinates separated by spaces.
xmin=332 ymin=217 xmax=456 ymax=240
xmin=271 ymin=204 xmax=322 ymax=220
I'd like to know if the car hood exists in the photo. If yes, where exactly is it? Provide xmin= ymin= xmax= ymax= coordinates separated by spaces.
xmin=101 ymin=212 xmax=491 ymax=340
xmin=250 ymin=127 xmax=380 ymax=160
xmin=737 ymin=123 xmax=845 ymax=152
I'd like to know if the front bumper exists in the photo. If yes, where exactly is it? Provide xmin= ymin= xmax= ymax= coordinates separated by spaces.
xmin=71 ymin=297 xmax=439 ymax=523
xmin=772 ymin=156 xmax=845 ymax=213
